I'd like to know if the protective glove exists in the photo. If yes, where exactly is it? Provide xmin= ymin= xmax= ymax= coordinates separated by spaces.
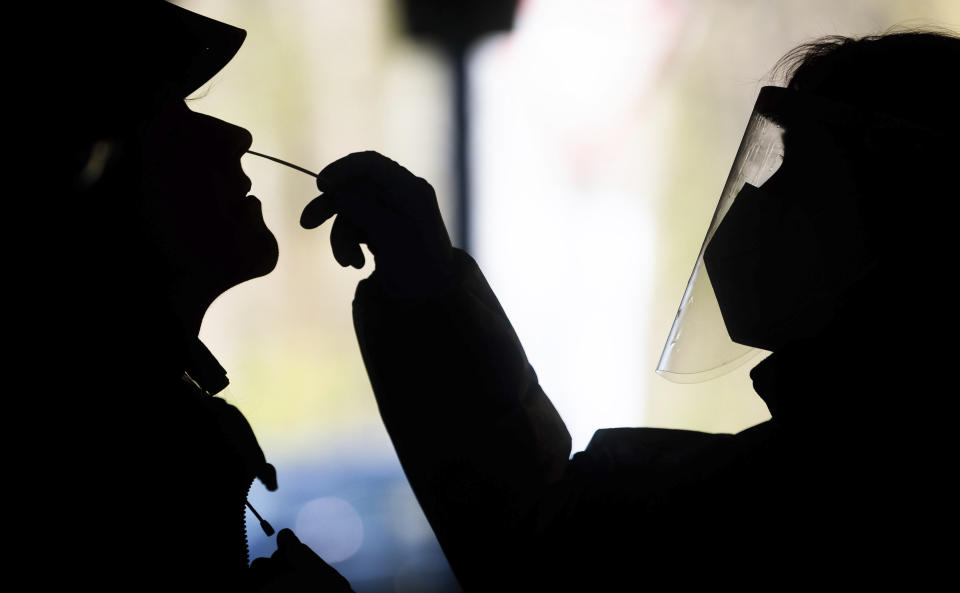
xmin=250 ymin=529 xmax=355 ymax=593
xmin=300 ymin=151 xmax=455 ymax=300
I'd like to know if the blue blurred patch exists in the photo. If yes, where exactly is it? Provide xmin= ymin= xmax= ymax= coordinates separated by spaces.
xmin=246 ymin=458 xmax=462 ymax=593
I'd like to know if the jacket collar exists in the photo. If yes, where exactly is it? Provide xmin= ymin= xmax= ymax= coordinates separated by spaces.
xmin=182 ymin=337 xmax=230 ymax=396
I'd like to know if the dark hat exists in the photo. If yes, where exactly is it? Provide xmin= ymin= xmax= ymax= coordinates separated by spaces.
xmin=30 ymin=1 xmax=248 ymax=188
xmin=120 ymin=0 xmax=247 ymax=100
xmin=47 ymin=1 xmax=246 ymax=143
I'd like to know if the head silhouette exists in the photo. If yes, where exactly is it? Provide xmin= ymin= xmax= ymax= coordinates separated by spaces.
xmin=51 ymin=1 xmax=278 ymax=345
xmin=19 ymin=4 xmax=282 ymax=587
xmin=704 ymin=30 xmax=960 ymax=352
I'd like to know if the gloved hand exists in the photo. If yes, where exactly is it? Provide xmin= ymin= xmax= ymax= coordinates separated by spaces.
xmin=300 ymin=151 xmax=455 ymax=299
xmin=250 ymin=529 xmax=354 ymax=592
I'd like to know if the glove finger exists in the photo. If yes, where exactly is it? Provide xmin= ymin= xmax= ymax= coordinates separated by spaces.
xmin=276 ymin=529 xmax=355 ymax=591
xmin=316 ymin=150 xmax=407 ymax=192
xmin=321 ymin=186 xmax=395 ymax=251
xmin=300 ymin=194 xmax=338 ymax=229
xmin=330 ymin=214 xmax=366 ymax=269
xmin=250 ymin=556 xmax=275 ymax=575
xmin=277 ymin=529 xmax=319 ymax=567
xmin=277 ymin=527 xmax=300 ymax=550
xmin=318 ymin=154 xmax=424 ymax=226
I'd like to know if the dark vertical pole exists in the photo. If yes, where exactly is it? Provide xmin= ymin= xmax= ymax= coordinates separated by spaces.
xmin=452 ymin=45 xmax=471 ymax=252
xmin=398 ymin=0 xmax=517 ymax=252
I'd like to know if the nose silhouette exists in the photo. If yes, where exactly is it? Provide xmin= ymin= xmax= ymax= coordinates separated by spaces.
xmin=193 ymin=111 xmax=253 ymax=159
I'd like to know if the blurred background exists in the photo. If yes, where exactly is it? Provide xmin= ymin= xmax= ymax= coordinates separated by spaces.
xmin=177 ymin=1 xmax=959 ymax=590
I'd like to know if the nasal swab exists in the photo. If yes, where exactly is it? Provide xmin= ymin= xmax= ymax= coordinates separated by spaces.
xmin=246 ymin=150 xmax=318 ymax=178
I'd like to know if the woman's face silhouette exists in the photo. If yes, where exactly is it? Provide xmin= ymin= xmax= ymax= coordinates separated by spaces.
xmin=135 ymin=95 xmax=279 ymax=296
xmin=704 ymin=125 xmax=872 ymax=350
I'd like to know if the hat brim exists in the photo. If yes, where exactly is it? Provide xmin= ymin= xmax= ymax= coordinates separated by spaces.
xmin=163 ymin=2 xmax=247 ymax=97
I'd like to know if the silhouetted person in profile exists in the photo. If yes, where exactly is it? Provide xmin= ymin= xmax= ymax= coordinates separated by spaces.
xmin=23 ymin=1 xmax=353 ymax=590
xmin=305 ymin=31 xmax=959 ymax=590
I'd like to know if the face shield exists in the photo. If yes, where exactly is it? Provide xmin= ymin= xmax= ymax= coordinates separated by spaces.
xmin=656 ymin=85 xmax=931 ymax=383
xmin=657 ymin=87 xmax=788 ymax=382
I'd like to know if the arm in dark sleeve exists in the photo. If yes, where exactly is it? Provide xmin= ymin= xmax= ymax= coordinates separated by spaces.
xmin=352 ymin=249 xmax=572 ymax=588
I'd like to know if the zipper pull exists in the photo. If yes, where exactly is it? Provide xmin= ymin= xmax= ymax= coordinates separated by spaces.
xmin=246 ymin=499 xmax=275 ymax=536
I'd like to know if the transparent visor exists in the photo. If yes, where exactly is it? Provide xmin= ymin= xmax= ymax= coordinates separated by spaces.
xmin=657 ymin=87 xmax=787 ymax=383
